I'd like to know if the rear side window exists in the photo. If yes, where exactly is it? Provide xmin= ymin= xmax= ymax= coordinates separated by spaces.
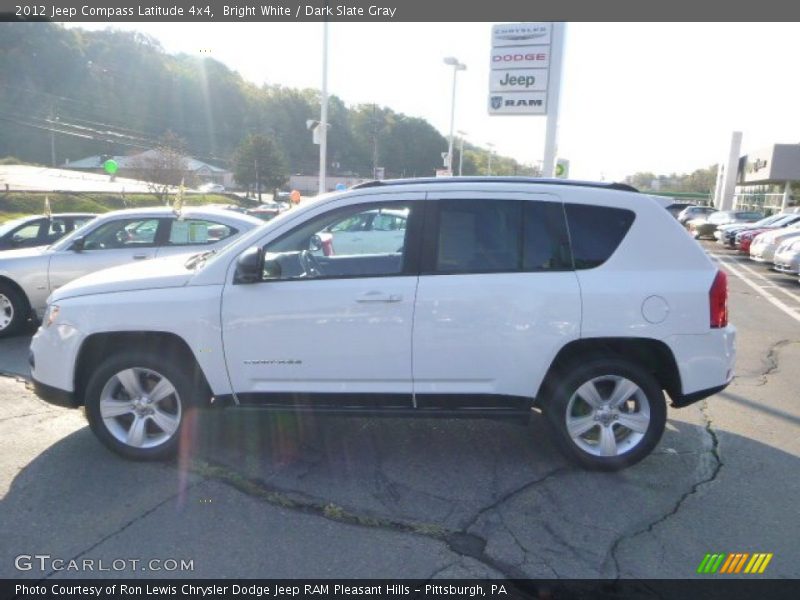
xmin=523 ymin=202 xmax=572 ymax=271
xmin=565 ymin=204 xmax=635 ymax=269
xmin=436 ymin=200 xmax=521 ymax=273
xmin=432 ymin=199 xmax=571 ymax=274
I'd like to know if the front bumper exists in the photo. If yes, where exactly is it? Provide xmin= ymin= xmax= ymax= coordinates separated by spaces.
xmin=32 ymin=377 xmax=77 ymax=408
xmin=29 ymin=321 xmax=84 ymax=399
xmin=671 ymin=382 xmax=730 ymax=408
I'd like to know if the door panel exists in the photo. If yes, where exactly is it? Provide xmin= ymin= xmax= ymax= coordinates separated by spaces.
xmin=412 ymin=192 xmax=581 ymax=400
xmin=221 ymin=196 xmax=423 ymax=403
xmin=221 ymin=276 xmax=417 ymax=397
xmin=47 ymin=218 xmax=162 ymax=293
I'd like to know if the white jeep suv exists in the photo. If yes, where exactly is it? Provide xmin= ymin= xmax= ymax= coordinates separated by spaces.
xmin=30 ymin=178 xmax=736 ymax=470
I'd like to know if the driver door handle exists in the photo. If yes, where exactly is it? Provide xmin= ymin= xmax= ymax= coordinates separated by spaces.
xmin=356 ymin=292 xmax=402 ymax=303
xmin=132 ymin=254 xmax=149 ymax=260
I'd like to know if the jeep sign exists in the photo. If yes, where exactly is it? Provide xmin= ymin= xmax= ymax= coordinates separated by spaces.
xmin=490 ymin=69 xmax=548 ymax=92
xmin=489 ymin=22 xmax=556 ymax=116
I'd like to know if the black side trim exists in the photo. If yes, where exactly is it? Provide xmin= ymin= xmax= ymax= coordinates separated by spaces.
xmin=32 ymin=378 xmax=77 ymax=408
xmin=235 ymin=392 xmax=413 ymax=409
xmin=224 ymin=392 xmax=533 ymax=420
xmin=416 ymin=393 xmax=532 ymax=410
xmin=671 ymin=382 xmax=729 ymax=408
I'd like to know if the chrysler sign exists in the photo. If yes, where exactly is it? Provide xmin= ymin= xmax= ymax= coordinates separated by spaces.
xmin=489 ymin=22 xmax=555 ymax=116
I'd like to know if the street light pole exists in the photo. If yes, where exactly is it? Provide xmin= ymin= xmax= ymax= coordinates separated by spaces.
xmin=319 ymin=20 xmax=329 ymax=195
xmin=487 ymin=142 xmax=495 ymax=176
xmin=444 ymin=57 xmax=466 ymax=175
xmin=457 ymin=130 xmax=467 ymax=176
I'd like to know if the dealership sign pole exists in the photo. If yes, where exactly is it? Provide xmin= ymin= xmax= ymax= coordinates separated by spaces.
xmin=489 ymin=22 xmax=565 ymax=177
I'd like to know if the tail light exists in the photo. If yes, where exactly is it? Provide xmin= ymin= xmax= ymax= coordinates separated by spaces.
xmin=710 ymin=270 xmax=728 ymax=328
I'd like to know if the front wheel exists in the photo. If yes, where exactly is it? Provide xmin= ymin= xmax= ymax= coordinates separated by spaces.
xmin=85 ymin=352 xmax=198 ymax=460
xmin=0 ymin=283 xmax=28 ymax=338
xmin=544 ymin=358 xmax=667 ymax=471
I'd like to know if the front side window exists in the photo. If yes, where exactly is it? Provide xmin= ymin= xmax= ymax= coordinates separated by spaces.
xmin=83 ymin=218 xmax=161 ymax=250
xmin=261 ymin=203 xmax=415 ymax=281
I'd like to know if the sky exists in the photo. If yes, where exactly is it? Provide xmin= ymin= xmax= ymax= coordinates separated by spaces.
xmin=63 ymin=21 xmax=800 ymax=181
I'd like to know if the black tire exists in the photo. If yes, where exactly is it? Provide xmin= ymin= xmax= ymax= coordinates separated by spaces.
xmin=0 ymin=282 xmax=29 ymax=338
xmin=543 ymin=357 xmax=667 ymax=471
xmin=84 ymin=351 xmax=200 ymax=460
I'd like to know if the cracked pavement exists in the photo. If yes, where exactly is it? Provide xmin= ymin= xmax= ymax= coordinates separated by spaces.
xmin=1 ymin=242 xmax=799 ymax=580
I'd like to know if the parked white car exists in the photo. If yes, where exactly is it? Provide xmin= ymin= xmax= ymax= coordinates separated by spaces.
xmin=749 ymin=223 xmax=800 ymax=263
xmin=773 ymin=238 xmax=800 ymax=276
xmin=314 ymin=208 xmax=408 ymax=256
xmin=30 ymin=178 xmax=735 ymax=470
xmin=198 ymin=183 xmax=225 ymax=193
xmin=0 ymin=206 xmax=262 ymax=337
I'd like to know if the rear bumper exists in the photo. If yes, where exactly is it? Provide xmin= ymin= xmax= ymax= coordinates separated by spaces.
xmin=32 ymin=377 xmax=78 ymax=408
xmin=664 ymin=326 xmax=736 ymax=406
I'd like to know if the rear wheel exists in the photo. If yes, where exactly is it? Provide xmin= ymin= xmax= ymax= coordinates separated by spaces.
xmin=85 ymin=351 xmax=199 ymax=460
xmin=0 ymin=283 xmax=28 ymax=338
xmin=544 ymin=358 xmax=666 ymax=471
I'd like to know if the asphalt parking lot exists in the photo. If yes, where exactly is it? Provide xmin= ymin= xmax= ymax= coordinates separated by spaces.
xmin=1 ymin=240 xmax=799 ymax=580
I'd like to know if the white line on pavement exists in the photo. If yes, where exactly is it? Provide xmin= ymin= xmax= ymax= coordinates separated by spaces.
xmin=712 ymin=253 xmax=800 ymax=305
xmin=711 ymin=253 xmax=800 ymax=324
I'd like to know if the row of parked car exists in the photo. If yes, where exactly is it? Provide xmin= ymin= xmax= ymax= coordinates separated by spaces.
xmin=675 ymin=203 xmax=800 ymax=278
xmin=0 ymin=206 xmax=265 ymax=337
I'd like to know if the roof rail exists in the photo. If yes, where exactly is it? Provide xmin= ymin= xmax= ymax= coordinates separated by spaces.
xmin=351 ymin=177 xmax=639 ymax=193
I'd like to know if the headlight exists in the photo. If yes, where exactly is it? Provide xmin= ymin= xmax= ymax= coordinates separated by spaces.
xmin=44 ymin=304 xmax=60 ymax=328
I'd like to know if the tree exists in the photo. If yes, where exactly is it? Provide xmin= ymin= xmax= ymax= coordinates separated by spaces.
xmin=130 ymin=131 xmax=193 ymax=204
xmin=233 ymin=134 xmax=288 ymax=201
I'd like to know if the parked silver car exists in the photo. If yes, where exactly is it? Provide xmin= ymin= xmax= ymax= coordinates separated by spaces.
xmin=0 ymin=206 xmax=262 ymax=337
xmin=0 ymin=213 xmax=96 ymax=251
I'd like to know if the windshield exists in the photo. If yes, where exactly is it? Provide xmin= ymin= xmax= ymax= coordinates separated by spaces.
xmin=0 ymin=216 xmax=35 ymax=237
xmin=48 ymin=215 xmax=100 ymax=251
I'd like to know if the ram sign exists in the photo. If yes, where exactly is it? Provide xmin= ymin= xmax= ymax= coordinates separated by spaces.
xmin=489 ymin=22 xmax=553 ymax=115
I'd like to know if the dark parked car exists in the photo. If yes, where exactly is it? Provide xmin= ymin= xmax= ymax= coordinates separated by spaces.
xmin=688 ymin=210 xmax=763 ymax=240
xmin=677 ymin=205 xmax=716 ymax=227
xmin=0 ymin=213 xmax=96 ymax=251
xmin=665 ymin=202 xmax=696 ymax=219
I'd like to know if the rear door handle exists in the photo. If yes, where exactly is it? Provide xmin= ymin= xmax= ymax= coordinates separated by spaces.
xmin=133 ymin=254 xmax=149 ymax=260
xmin=356 ymin=292 xmax=402 ymax=303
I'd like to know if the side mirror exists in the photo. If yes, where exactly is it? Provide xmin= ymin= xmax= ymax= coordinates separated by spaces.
xmin=233 ymin=246 xmax=264 ymax=284
xmin=71 ymin=236 xmax=85 ymax=252
xmin=309 ymin=234 xmax=323 ymax=251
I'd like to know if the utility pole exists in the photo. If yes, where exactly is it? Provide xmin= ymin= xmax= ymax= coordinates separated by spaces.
xmin=318 ymin=20 xmax=329 ymax=195
xmin=372 ymin=104 xmax=379 ymax=178
xmin=255 ymin=158 xmax=261 ymax=202
xmin=49 ymin=102 xmax=57 ymax=167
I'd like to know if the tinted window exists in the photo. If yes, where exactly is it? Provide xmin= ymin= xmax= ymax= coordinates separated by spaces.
xmin=565 ymin=204 xmax=635 ymax=269
xmin=523 ymin=202 xmax=572 ymax=271
xmin=436 ymin=199 xmax=520 ymax=273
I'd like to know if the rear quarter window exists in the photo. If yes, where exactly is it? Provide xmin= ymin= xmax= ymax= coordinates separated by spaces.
xmin=565 ymin=203 xmax=635 ymax=269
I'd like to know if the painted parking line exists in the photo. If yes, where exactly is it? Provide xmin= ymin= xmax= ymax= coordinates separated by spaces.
xmin=710 ymin=253 xmax=800 ymax=325
xmin=710 ymin=253 xmax=800 ymax=305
